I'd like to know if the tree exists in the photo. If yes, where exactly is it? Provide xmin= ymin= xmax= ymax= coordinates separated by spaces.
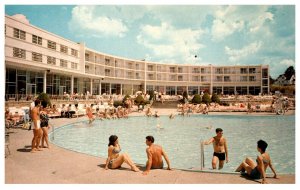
xmin=38 ymin=92 xmax=51 ymax=107
xmin=191 ymin=94 xmax=202 ymax=104
xmin=135 ymin=94 xmax=145 ymax=106
xmin=211 ymin=93 xmax=220 ymax=104
xmin=284 ymin=66 xmax=295 ymax=80
xmin=269 ymin=76 xmax=275 ymax=86
xmin=182 ymin=91 xmax=188 ymax=103
xmin=149 ymin=90 xmax=155 ymax=101
xmin=202 ymin=93 xmax=211 ymax=105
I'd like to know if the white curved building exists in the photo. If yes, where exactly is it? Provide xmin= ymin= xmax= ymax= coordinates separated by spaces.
xmin=5 ymin=14 xmax=270 ymax=99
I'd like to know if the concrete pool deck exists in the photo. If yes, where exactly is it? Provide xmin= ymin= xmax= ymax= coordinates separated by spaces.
xmin=5 ymin=110 xmax=295 ymax=184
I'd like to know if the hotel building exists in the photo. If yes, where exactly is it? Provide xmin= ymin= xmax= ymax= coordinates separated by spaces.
xmin=5 ymin=14 xmax=270 ymax=99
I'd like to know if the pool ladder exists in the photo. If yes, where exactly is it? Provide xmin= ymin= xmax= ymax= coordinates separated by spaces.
xmin=200 ymin=141 xmax=205 ymax=170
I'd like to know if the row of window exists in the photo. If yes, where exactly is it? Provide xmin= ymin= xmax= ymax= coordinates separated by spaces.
xmin=13 ymin=47 xmax=78 ymax=69
xmin=13 ymin=28 xmax=78 ymax=57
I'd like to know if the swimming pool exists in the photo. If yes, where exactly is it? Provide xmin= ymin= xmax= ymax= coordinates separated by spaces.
xmin=49 ymin=114 xmax=295 ymax=174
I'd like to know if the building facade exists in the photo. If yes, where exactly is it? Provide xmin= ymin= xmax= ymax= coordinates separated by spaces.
xmin=5 ymin=14 xmax=270 ymax=99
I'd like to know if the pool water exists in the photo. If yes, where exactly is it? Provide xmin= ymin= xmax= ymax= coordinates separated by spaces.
xmin=49 ymin=115 xmax=295 ymax=174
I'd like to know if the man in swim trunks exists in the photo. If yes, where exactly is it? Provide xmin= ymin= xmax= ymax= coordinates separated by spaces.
xmin=143 ymin=136 xmax=171 ymax=175
xmin=203 ymin=128 xmax=229 ymax=169
xmin=31 ymin=99 xmax=42 ymax=152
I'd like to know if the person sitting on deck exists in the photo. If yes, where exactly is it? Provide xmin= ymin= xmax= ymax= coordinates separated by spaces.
xmin=235 ymin=140 xmax=278 ymax=184
xmin=104 ymin=135 xmax=140 ymax=172
xmin=143 ymin=136 xmax=171 ymax=175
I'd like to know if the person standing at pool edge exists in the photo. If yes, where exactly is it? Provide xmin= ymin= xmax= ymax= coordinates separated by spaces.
xmin=203 ymin=128 xmax=229 ymax=169
xmin=143 ymin=136 xmax=171 ymax=175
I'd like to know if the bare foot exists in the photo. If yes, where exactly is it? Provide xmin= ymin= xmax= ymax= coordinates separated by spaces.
xmin=132 ymin=167 xmax=140 ymax=172
xmin=30 ymin=148 xmax=36 ymax=153
xmin=36 ymin=148 xmax=43 ymax=151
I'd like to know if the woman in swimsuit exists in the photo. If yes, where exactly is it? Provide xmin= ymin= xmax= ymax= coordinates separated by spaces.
xmin=104 ymin=135 xmax=140 ymax=172
xmin=40 ymin=100 xmax=50 ymax=148
xmin=235 ymin=140 xmax=278 ymax=183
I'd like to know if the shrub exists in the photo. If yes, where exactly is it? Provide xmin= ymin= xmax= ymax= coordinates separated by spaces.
xmin=122 ymin=94 xmax=131 ymax=104
xmin=135 ymin=94 xmax=145 ymax=105
xmin=38 ymin=92 xmax=51 ymax=107
xmin=191 ymin=94 xmax=202 ymax=104
xmin=202 ymin=93 xmax=211 ymax=105
xmin=211 ymin=93 xmax=220 ymax=104
xmin=113 ymin=101 xmax=123 ymax=108
xmin=149 ymin=90 xmax=155 ymax=101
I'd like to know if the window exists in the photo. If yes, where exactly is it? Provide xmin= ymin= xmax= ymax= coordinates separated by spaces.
xmin=60 ymin=59 xmax=68 ymax=68
xmin=157 ymin=74 xmax=161 ymax=80
xmin=249 ymin=68 xmax=256 ymax=74
xmin=136 ymin=73 xmax=140 ymax=79
xmin=105 ymin=58 xmax=110 ymax=65
xmin=193 ymin=68 xmax=200 ymax=73
xmin=47 ymin=56 xmax=56 ymax=65
xmin=169 ymin=67 xmax=176 ymax=73
xmin=127 ymin=72 xmax=133 ymax=78
xmin=60 ymin=45 xmax=68 ymax=54
xmin=262 ymin=69 xmax=268 ymax=78
xmin=71 ymin=62 xmax=78 ymax=69
xmin=32 ymin=35 xmax=42 ymax=45
xmin=13 ymin=47 xmax=26 ymax=59
xmin=13 ymin=28 xmax=26 ymax=40
xmin=71 ymin=49 xmax=78 ymax=57
xmin=178 ymin=67 xmax=183 ymax=73
xmin=136 ymin=64 xmax=140 ymax=70
xmin=105 ymin=69 xmax=111 ymax=76
xmin=47 ymin=40 xmax=56 ymax=50
xmin=85 ymin=54 xmax=90 ymax=61
xmin=148 ymin=65 xmax=154 ymax=71
xmin=216 ymin=68 xmax=223 ymax=74
xmin=85 ymin=65 xmax=90 ymax=71
xmin=262 ymin=79 xmax=268 ymax=86
xmin=178 ymin=75 xmax=183 ymax=81
xmin=224 ymin=76 xmax=231 ymax=82
xmin=32 ymin=52 xmax=42 ymax=62
xmin=240 ymin=68 xmax=248 ymax=74
xmin=201 ymin=76 xmax=207 ymax=82
xmin=249 ymin=76 xmax=256 ymax=81
xmin=169 ymin=75 xmax=176 ymax=81
xmin=216 ymin=76 xmax=222 ymax=82
xmin=192 ymin=76 xmax=199 ymax=81
xmin=148 ymin=74 xmax=154 ymax=80
xmin=240 ymin=76 xmax=248 ymax=81
xmin=224 ymin=68 xmax=231 ymax=74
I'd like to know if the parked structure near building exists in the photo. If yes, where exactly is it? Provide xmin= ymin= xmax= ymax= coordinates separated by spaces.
xmin=5 ymin=14 xmax=270 ymax=99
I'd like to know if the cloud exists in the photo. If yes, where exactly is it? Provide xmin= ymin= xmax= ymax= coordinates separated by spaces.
xmin=263 ymin=57 xmax=295 ymax=78
xmin=11 ymin=14 xmax=30 ymax=24
xmin=137 ymin=22 xmax=205 ymax=64
xmin=225 ymin=41 xmax=262 ymax=62
xmin=69 ymin=6 xmax=128 ymax=38
xmin=249 ymin=12 xmax=273 ymax=33
xmin=211 ymin=19 xmax=244 ymax=41
xmin=211 ymin=6 xmax=274 ymax=41
xmin=279 ymin=59 xmax=295 ymax=67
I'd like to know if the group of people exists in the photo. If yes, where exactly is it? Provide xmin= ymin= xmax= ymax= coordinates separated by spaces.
xmin=203 ymin=128 xmax=278 ymax=183
xmin=105 ymin=135 xmax=171 ymax=175
xmin=145 ymin=107 xmax=160 ymax=117
xmin=178 ymin=103 xmax=209 ymax=116
xmin=104 ymin=128 xmax=278 ymax=183
xmin=86 ymin=105 xmax=131 ymax=124
xmin=30 ymin=99 xmax=51 ymax=152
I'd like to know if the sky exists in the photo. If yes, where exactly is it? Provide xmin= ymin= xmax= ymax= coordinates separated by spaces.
xmin=5 ymin=5 xmax=295 ymax=79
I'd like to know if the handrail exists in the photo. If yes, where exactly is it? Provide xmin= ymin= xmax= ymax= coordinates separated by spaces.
xmin=200 ymin=141 xmax=205 ymax=170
